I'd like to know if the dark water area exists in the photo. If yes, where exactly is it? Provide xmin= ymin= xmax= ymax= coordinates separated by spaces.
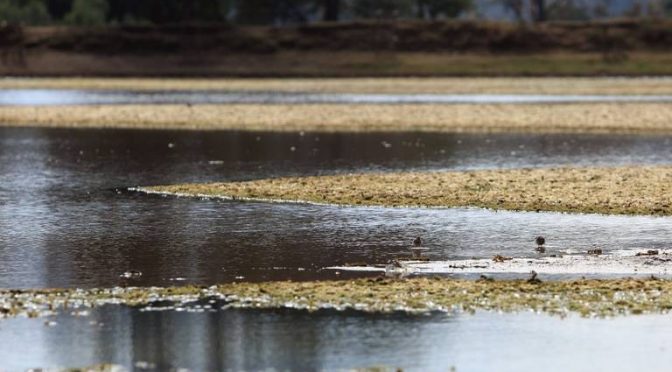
xmin=2 ymin=304 xmax=672 ymax=371
xmin=2 ymin=127 xmax=672 ymax=288
xmin=4 ymin=89 xmax=672 ymax=105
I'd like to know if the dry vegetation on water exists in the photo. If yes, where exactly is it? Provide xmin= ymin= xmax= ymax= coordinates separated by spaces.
xmin=144 ymin=166 xmax=672 ymax=215
xmin=3 ymin=278 xmax=672 ymax=319
xmin=4 ymin=77 xmax=672 ymax=95
xmin=3 ymin=103 xmax=672 ymax=133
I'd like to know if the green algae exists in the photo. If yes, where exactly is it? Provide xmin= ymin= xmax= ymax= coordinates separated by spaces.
xmin=3 ymin=278 xmax=672 ymax=319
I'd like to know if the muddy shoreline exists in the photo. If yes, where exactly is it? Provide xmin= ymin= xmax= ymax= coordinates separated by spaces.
xmin=3 ymin=103 xmax=672 ymax=134
xmin=142 ymin=166 xmax=672 ymax=216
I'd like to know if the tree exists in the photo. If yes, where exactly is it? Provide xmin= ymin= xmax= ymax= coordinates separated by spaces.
xmin=0 ymin=0 xmax=51 ymax=25
xmin=351 ymin=0 xmax=414 ymax=19
xmin=65 ymin=0 xmax=107 ymax=25
xmin=323 ymin=0 xmax=340 ymax=21
xmin=531 ymin=0 xmax=546 ymax=22
xmin=498 ymin=0 xmax=526 ymax=22
xmin=416 ymin=0 xmax=473 ymax=19
xmin=546 ymin=0 xmax=590 ymax=20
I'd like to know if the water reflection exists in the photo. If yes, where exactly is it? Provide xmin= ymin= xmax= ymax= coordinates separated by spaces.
xmin=4 ymin=89 xmax=672 ymax=105
xmin=2 ymin=128 xmax=672 ymax=287
xmin=2 ymin=305 xmax=672 ymax=371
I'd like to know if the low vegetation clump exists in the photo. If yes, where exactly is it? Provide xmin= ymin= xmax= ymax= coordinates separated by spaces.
xmin=143 ymin=166 xmax=672 ymax=216
xmin=3 ymin=277 xmax=672 ymax=319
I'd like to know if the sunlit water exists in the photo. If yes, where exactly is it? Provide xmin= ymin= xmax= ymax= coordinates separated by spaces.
xmin=1 ymin=305 xmax=672 ymax=371
xmin=2 ymin=127 xmax=672 ymax=287
xmin=4 ymin=89 xmax=672 ymax=105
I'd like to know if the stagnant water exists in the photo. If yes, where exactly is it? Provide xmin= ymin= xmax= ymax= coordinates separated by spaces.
xmin=3 ymin=89 xmax=672 ymax=105
xmin=2 ymin=304 xmax=672 ymax=371
xmin=2 ymin=127 xmax=672 ymax=288
xmin=3 ymin=126 xmax=672 ymax=370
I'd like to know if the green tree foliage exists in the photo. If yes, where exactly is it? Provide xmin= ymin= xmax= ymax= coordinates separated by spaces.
xmin=350 ymin=0 xmax=414 ymax=19
xmin=0 ymin=0 xmax=51 ymax=24
xmin=65 ymin=0 xmax=107 ymax=25
xmin=417 ymin=0 xmax=473 ymax=19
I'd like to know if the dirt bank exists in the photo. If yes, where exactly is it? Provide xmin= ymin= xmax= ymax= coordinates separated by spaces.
xmin=2 ymin=103 xmax=672 ymax=134
xmin=142 ymin=166 xmax=672 ymax=215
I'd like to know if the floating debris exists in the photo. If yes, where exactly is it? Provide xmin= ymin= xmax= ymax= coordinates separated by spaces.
xmin=493 ymin=255 xmax=513 ymax=262
xmin=120 ymin=270 xmax=142 ymax=279
xmin=636 ymin=250 xmax=660 ymax=256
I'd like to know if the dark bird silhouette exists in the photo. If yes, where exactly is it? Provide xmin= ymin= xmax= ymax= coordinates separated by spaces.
xmin=527 ymin=270 xmax=542 ymax=284
xmin=413 ymin=236 xmax=422 ymax=246
xmin=535 ymin=236 xmax=546 ymax=253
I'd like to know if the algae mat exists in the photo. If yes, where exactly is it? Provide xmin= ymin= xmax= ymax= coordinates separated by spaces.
xmin=3 ymin=278 xmax=672 ymax=319
xmin=142 ymin=166 xmax=672 ymax=216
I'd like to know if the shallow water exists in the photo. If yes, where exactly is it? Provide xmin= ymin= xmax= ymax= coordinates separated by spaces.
xmin=2 ymin=127 xmax=672 ymax=288
xmin=4 ymin=89 xmax=672 ymax=105
xmin=2 ymin=304 xmax=672 ymax=371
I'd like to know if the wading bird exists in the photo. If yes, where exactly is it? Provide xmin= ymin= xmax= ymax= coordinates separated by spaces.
xmin=535 ymin=236 xmax=546 ymax=253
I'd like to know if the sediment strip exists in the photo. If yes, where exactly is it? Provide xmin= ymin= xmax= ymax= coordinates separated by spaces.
xmin=3 ymin=277 xmax=672 ymax=319
xmin=143 ymin=166 xmax=672 ymax=216
xmin=2 ymin=103 xmax=672 ymax=133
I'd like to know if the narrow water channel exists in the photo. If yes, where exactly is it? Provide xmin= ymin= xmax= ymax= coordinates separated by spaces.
xmin=3 ymin=89 xmax=672 ymax=105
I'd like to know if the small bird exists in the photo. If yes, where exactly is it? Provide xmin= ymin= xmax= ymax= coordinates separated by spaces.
xmin=535 ymin=236 xmax=546 ymax=253
xmin=527 ymin=270 xmax=542 ymax=284
xmin=413 ymin=236 xmax=422 ymax=247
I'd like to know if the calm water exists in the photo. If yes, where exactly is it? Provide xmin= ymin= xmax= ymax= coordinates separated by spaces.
xmin=3 ymin=89 xmax=672 ymax=105
xmin=2 ymin=127 xmax=672 ymax=288
xmin=2 ymin=305 xmax=672 ymax=371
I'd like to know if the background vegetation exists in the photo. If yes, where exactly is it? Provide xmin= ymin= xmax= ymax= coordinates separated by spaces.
xmin=1 ymin=0 xmax=671 ymax=26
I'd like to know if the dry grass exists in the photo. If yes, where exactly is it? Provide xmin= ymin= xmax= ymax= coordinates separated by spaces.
xmin=3 ymin=76 xmax=672 ymax=94
xmin=3 ymin=103 xmax=672 ymax=133
xmin=145 ymin=166 xmax=672 ymax=215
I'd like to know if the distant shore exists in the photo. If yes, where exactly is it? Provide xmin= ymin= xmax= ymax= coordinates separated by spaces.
xmin=4 ymin=21 xmax=672 ymax=77
xmin=3 ymin=76 xmax=672 ymax=94
xmin=3 ymin=51 xmax=672 ymax=77
xmin=2 ymin=102 xmax=672 ymax=134
xmin=141 ymin=166 xmax=672 ymax=216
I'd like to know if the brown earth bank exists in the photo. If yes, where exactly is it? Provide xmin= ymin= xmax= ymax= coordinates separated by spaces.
xmin=2 ymin=21 xmax=672 ymax=76
xmin=143 ymin=166 xmax=672 ymax=216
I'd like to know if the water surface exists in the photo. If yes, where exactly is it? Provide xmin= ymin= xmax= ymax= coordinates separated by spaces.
xmin=2 ymin=305 xmax=671 ymax=371
xmin=4 ymin=89 xmax=672 ymax=105
xmin=2 ymin=127 xmax=672 ymax=288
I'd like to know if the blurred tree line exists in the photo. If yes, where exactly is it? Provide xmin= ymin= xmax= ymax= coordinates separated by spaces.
xmin=0 ymin=0 xmax=475 ymax=25
xmin=0 ymin=0 xmax=669 ymax=26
